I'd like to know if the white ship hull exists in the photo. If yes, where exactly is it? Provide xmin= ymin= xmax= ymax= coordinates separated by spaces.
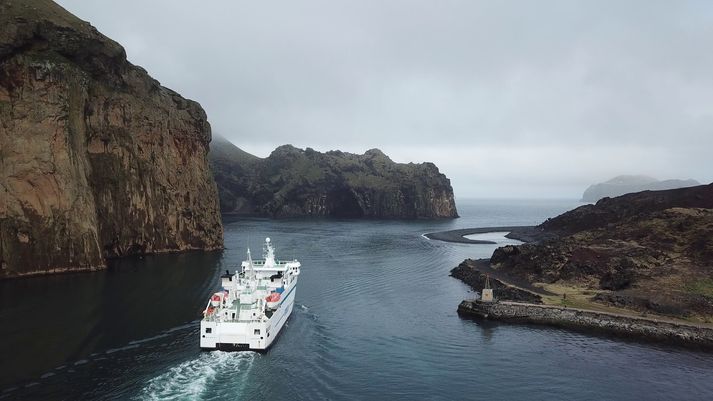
xmin=200 ymin=284 xmax=296 ymax=351
xmin=199 ymin=238 xmax=301 ymax=352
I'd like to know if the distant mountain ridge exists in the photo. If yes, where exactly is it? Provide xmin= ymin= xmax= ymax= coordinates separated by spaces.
xmin=581 ymin=175 xmax=700 ymax=202
xmin=209 ymin=137 xmax=458 ymax=218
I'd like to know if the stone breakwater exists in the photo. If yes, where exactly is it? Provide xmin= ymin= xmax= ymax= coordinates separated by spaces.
xmin=458 ymin=300 xmax=713 ymax=348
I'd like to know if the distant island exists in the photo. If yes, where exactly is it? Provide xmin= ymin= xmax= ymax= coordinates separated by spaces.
xmin=0 ymin=0 xmax=223 ymax=279
xmin=447 ymin=183 xmax=713 ymax=342
xmin=210 ymin=136 xmax=458 ymax=218
xmin=581 ymin=175 xmax=700 ymax=202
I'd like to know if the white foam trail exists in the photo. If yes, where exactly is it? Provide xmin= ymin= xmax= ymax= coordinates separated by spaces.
xmin=106 ymin=344 xmax=140 ymax=354
xmin=136 ymin=351 xmax=255 ymax=400
xmin=129 ymin=333 xmax=171 ymax=346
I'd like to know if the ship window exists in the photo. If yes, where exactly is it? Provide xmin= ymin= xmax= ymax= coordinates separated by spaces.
xmin=254 ymin=329 xmax=261 ymax=335
xmin=232 ymin=313 xmax=236 ymax=319
xmin=205 ymin=328 xmax=212 ymax=334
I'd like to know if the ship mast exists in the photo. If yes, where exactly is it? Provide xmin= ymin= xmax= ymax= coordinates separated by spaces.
xmin=246 ymin=247 xmax=256 ymax=279
xmin=264 ymin=237 xmax=275 ymax=267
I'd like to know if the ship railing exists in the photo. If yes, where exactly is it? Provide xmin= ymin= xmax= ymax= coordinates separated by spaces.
xmin=249 ymin=259 xmax=297 ymax=265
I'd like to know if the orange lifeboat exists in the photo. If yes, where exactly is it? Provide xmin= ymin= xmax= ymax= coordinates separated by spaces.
xmin=265 ymin=292 xmax=281 ymax=309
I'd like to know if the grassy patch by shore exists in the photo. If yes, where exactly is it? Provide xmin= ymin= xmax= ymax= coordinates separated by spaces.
xmin=686 ymin=278 xmax=713 ymax=298
xmin=538 ymin=283 xmax=643 ymax=316
xmin=532 ymin=282 xmax=713 ymax=326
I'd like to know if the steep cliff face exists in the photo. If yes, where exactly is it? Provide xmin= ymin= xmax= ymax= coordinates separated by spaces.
xmin=0 ymin=0 xmax=223 ymax=278
xmin=210 ymin=137 xmax=458 ymax=218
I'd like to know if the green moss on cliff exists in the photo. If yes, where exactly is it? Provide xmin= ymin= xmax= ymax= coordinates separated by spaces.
xmin=686 ymin=278 xmax=713 ymax=298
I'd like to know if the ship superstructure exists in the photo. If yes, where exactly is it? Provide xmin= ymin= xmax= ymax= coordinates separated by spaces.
xmin=200 ymin=238 xmax=301 ymax=351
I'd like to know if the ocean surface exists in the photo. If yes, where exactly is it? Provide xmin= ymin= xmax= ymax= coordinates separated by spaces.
xmin=2 ymin=199 xmax=713 ymax=400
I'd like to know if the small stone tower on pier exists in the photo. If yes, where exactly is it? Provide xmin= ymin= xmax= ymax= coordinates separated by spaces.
xmin=481 ymin=274 xmax=494 ymax=302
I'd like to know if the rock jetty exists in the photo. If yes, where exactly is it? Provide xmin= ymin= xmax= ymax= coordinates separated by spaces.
xmin=458 ymin=300 xmax=713 ymax=348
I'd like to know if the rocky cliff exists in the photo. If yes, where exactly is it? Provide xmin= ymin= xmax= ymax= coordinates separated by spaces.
xmin=210 ymin=137 xmax=458 ymax=218
xmin=486 ymin=184 xmax=713 ymax=320
xmin=0 ymin=0 xmax=223 ymax=279
xmin=581 ymin=175 xmax=700 ymax=202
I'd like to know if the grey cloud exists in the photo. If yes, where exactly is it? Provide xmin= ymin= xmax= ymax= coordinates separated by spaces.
xmin=57 ymin=0 xmax=713 ymax=197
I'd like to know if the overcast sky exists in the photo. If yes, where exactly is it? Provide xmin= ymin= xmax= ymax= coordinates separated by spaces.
xmin=57 ymin=0 xmax=713 ymax=199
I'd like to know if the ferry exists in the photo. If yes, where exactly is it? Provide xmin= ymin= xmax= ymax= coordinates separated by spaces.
xmin=200 ymin=238 xmax=301 ymax=351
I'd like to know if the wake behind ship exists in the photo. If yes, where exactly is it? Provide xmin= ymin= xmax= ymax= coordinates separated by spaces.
xmin=200 ymin=238 xmax=301 ymax=351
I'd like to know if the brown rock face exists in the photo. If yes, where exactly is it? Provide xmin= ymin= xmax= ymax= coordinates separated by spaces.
xmin=0 ymin=0 xmax=223 ymax=278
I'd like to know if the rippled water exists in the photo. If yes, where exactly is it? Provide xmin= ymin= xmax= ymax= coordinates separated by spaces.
xmin=2 ymin=199 xmax=713 ymax=400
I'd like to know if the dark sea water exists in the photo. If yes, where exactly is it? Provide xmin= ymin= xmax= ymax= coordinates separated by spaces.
xmin=2 ymin=199 xmax=713 ymax=400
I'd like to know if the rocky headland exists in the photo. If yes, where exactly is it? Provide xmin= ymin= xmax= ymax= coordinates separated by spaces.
xmin=581 ymin=175 xmax=700 ymax=202
xmin=210 ymin=136 xmax=458 ymax=219
xmin=0 ymin=0 xmax=223 ymax=279
xmin=453 ymin=183 xmax=713 ymax=324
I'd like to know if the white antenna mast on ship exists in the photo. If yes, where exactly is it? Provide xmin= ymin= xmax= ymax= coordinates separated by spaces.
xmin=264 ymin=237 xmax=275 ymax=267
xmin=246 ymin=247 xmax=255 ymax=278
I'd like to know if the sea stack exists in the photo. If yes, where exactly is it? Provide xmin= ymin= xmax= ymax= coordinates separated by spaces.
xmin=0 ymin=0 xmax=223 ymax=278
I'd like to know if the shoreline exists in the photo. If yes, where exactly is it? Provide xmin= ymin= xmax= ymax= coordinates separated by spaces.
xmin=0 ymin=247 xmax=225 ymax=281
xmin=458 ymin=300 xmax=713 ymax=350
xmin=451 ymin=258 xmax=554 ymax=298
xmin=451 ymin=259 xmax=713 ymax=349
xmin=424 ymin=226 xmax=547 ymax=244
